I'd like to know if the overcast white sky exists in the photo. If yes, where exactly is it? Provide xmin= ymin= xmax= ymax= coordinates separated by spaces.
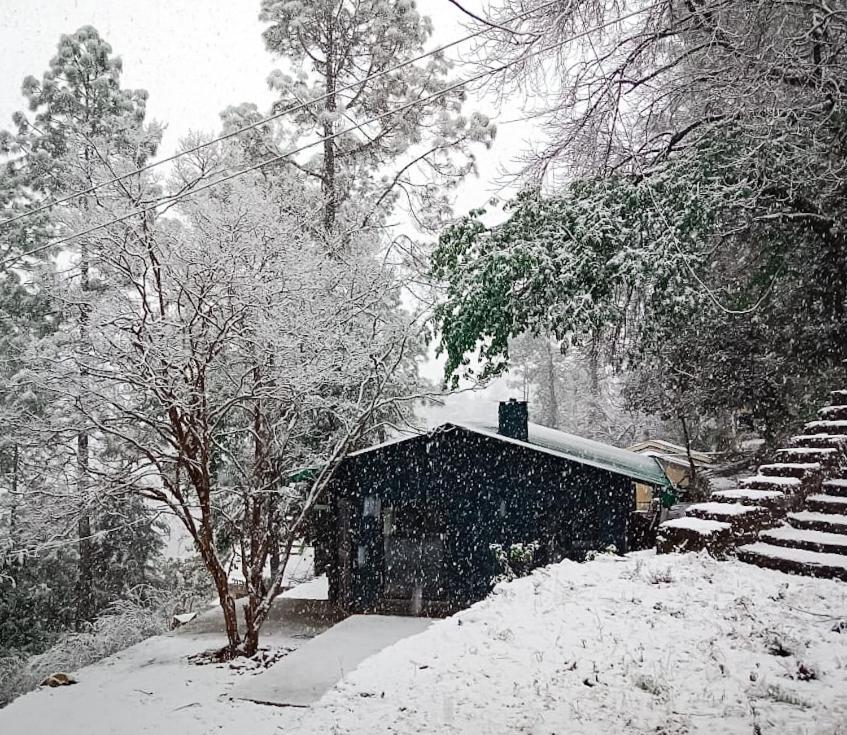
xmin=0 ymin=0 xmax=536 ymax=210
xmin=0 ymin=0 xmax=538 ymax=429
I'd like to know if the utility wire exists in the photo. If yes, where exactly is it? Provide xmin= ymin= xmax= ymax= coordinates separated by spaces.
xmin=0 ymin=0 xmax=565 ymax=230
xmin=0 ymin=4 xmax=661 ymax=269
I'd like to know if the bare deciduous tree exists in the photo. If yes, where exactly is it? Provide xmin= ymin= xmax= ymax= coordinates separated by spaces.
xmin=17 ymin=142 xmax=421 ymax=656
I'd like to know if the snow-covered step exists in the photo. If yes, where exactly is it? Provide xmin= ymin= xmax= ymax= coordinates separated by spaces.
xmin=687 ymin=502 xmax=771 ymax=542
xmin=807 ymin=494 xmax=847 ymax=514
xmin=822 ymin=478 xmax=847 ymax=497
xmin=687 ymin=501 xmax=768 ymax=518
xmin=819 ymin=405 xmax=847 ymax=421
xmin=758 ymin=462 xmax=820 ymax=479
xmin=710 ymin=488 xmax=784 ymax=509
xmin=738 ymin=542 xmax=847 ymax=581
xmin=788 ymin=511 xmax=847 ymax=534
xmin=831 ymin=389 xmax=847 ymax=403
xmin=760 ymin=526 xmax=847 ymax=556
xmin=738 ymin=475 xmax=801 ymax=495
xmin=740 ymin=474 xmax=801 ymax=487
xmin=660 ymin=517 xmax=731 ymax=534
xmin=804 ymin=420 xmax=847 ymax=436
xmin=776 ymin=447 xmax=839 ymax=464
xmin=790 ymin=433 xmax=847 ymax=450
xmin=656 ymin=517 xmax=732 ymax=556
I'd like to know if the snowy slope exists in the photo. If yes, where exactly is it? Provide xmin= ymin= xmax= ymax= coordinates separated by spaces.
xmin=2 ymin=553 xmax=846 ymax=734
xmin=305 ymin=553 xmax=847 ymax=734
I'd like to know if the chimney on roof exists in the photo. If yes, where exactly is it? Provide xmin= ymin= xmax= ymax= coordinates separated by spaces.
xmin=498 ymin=399 xmax=528 ymax=442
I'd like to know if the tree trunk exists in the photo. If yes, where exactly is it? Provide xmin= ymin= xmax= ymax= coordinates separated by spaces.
xmin=588 ymin=340 xmax=600 ymax=395
xmin=206 ymin=547 xmax=241 ymax=657
xmin=243 ymin=594 xmax=261 ymax=657
xmin=269 ymin=498 xmax=281 ymax=580
xmin=679 ymin=413 xmax=699 ymax=499
xmin=192 ymin=481 xmax=242 ymax=657
xmin=76 ymin=431 xmax=93 ymax=626
xmin=217 ymin=585 xmax=241 ymax=657
xmin=76 ymin=238 xmax=93 ymax=626
xmin=76 ymin=182 xmax=93 ymax=627
xmin=543 ymin=339 xmax=559 ymax=428
xmin=8 ymin=444 xmax=18 ymax=544
xmin=586 ymin=338 xmax=604 ymax=437
xmin=322 ymin=24 xmax=337 ymax=235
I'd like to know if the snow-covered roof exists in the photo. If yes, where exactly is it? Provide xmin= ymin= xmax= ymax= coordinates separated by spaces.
xmin=637 ymin=451 xmax=693 ymax=468
xmin=626 ymin=439 xmax=714 ymax=465
xmin=458 ymin=420 xmax=670 ymax=487
xmin=348 ymin=420 xmax=670 ymax=487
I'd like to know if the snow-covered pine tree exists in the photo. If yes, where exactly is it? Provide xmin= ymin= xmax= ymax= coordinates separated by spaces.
xmin=2 ymin=26 xmax=164 ymax=627
xmin=258 ymin=0 xmax=495 ymax=239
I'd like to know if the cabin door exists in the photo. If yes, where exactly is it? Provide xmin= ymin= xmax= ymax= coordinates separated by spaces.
xmin=382 ymin=501 xmax=447 ymax=603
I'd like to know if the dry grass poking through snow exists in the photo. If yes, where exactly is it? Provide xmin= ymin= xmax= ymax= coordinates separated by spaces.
xmin=308 ymin=553 xmax=847 ymax=734
xmin=0 ymin=594 xmax=172 ymax=707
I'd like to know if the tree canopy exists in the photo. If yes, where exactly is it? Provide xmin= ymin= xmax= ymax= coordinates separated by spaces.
xmin=432 ymin=0 xmax=847 ymax=445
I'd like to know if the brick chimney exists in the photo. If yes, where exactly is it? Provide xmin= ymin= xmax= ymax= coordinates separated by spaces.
xmin=498 ymin=399 xmax=528 ymax=442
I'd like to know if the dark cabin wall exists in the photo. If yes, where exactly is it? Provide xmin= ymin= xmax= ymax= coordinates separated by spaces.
xmin=323 ymin=426 xmax=634 ymax=613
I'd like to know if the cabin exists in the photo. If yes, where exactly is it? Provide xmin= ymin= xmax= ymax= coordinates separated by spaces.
xmin=627 ymin=439 xmax=714 ymax=509
xmin=313 ymin=400 xmax=671 ymax=616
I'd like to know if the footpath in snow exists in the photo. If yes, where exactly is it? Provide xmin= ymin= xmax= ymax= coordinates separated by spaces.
xmin=231 ymin=614 xmax=433 ymax=706
xmin=2 ymin=552 xmax=847 ymax=734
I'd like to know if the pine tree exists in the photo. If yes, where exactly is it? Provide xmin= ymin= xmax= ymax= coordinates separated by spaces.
xmin=2 ymin=26 xmax=163 ymax=627
xmin=259 ymin=0 xmax=494 ymax=239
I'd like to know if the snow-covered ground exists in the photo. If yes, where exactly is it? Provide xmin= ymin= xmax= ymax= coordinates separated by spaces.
xmin=226 ymin=545 xmax=315 ymax=587
xmin=3 ymin=553 xmax=847 ymax=734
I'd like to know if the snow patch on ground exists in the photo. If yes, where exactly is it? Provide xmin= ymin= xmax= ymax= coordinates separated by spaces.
xmin=2 ymin=554 xmax=847 ymax=734
xmin=0 ymin=632 xmax=304 ymax=735
xmin=281 ymin=574 xmax=328 ymax=600
xmin=304 ymin=554 xmax=847 ymax=734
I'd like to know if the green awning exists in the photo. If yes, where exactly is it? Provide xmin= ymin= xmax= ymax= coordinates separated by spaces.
xmin=286 ymin=466 xmax=319 ymax=484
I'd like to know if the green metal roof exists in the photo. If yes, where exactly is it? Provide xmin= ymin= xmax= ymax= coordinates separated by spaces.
xmin=456 ymin=420 xmax=671 ymax=487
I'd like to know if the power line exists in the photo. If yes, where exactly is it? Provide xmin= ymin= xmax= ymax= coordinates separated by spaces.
xmin=0 ymin=3 xmax=661 ymax=268
xmin=0 ymin=0 xmax=564 ymax=230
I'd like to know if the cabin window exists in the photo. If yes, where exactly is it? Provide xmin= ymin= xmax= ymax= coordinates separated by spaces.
xmin=634 ymin=483 xmax=653 ymax=511
xmin=382 ymin=507 xmax=396 ymax=536
xmin=498 ymin=499 xmax=507 ymax=517
xmin=387 ymin=501 xmax=445 ymax=538
xmin=362 ymin=494 xmax=381 ymax=517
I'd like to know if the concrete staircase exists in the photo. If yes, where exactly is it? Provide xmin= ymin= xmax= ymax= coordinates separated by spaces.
xmin=657 ymin=390 xmax=847 ymax=581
